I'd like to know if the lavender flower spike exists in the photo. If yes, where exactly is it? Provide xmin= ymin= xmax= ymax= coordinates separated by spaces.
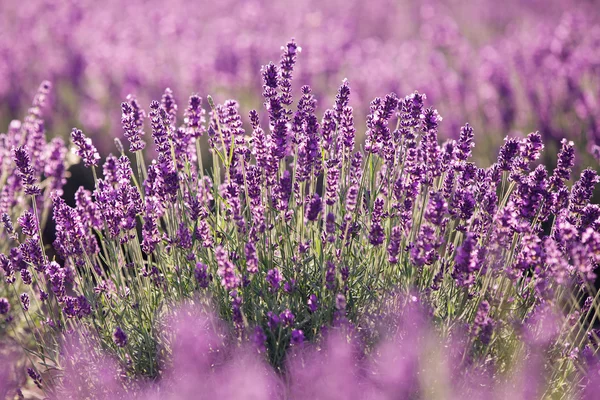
xmin=71 ymin=128 xmax=100 ymax=167
xmin=121 ymin=96 xmax=146 ymax=152
xmin=113 ymin=326 xmax=128 ymax=347
xmin=14 ymin=146 xmax=41 ymax=196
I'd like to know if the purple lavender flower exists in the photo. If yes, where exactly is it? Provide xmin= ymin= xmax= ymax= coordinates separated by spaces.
xmin=425 ymin=191 xmax=447 ymax=226
xmin=121 ymin=96 xmax=146 ymax=152
xmin=473 ymin=301 xmax=494 ymax=345
xmin=13 ymin=146 xmax=41 ymax=196
xmin=195 ymin=262 xmax=210 ymax=289
xmin=335 ymin=293 xmax=347 ymax=311
xmin=20 ymin=268 xmax=32 ymax=285
xmin=421 ymin=107 xmax=442 ymax=132
xmin=77 ymin=296 xmax=92 ymax=317
xmin=215 ymin=246 xmax=240 ymax=291
xmin=149 ymin=101 xmax=172 ymax=156
xmin=245 ymin=242 xmax=258 ymax=274
xmin=569 ymin=169 xmax=600 ymax=216
xmin=497 ymin=137 xmax=520 ymax=171
xmin=308 ymin=294 xmax=319 ymax=313
xmin=176 ymin=223 xmax=192 ymax=249
xmin=521 ymin=131 xmax=544 ymax=162
xmin=321 ymin=109 xmax=336 ymax=153
xmin=195 ymin=220 xmax=213 ymax=249
xmin=305 ymin=193 xmax=322 ymax=222
xmin=291 ymin=329 xmax=305 ymax=345
xmin=279 ymin=309 xmax=295 ymax=326
xmin=161 ymin=88 xmax=178 ymax=127
xmin=20 ymin=293 xmax=29 ymax=311
xmin=550 ymin=139 xmax=575 ymax=188
xmin=325 ymin=159 xmax=340 ymax=205
xmin=231 ymin=291 xmax=244 ymax=330
xmin=345 ymin=185 xmax=359 ymax=215
xmin=325 ymin=212 xmax=336 ymax=243
xmin=369 ymin=198 xmax=385 ymax=246
xmin=44 ymin=137 xmax=68 ymax=196
xmin=27 ymin=368 xmax=42 ymax=389
xmin=452 ymin=233 xmax=480 ymax=287
xmin=388 ymin=226 xmax=402 ymax=264
xmin=0 ymin=298 xmax=9 ymax=314
xmin=334 ymin=79 xmax=351 ymax=124
xmin=365 ymin=94 xmax=398 ymax=156
xmin=2 ymin=213 xmax=16 ymax=239
xmin=284 ymin=279 xmax=296 ymax=293
xmin=266 ymin=268 xmax=283 ymax=291
xmin=326 ymin=261 xmax=336 ymax=290
xmin=267 ymin=311 xmax=280 ymax=330
xmin=71 ymin=128 xmax=100 ymax=168
xmin=113 ymin=326 xmax=128 ymax=348
xmin=18 ymin=211 xmax=38 ymax=237
xmin=274 ymin=170 xmax=292 ymax=212
xmin=252 ymin=326 xmax=267 ymax=353
xmin=52 ymin=195 xmax=86 ymax=259
xmin=456 ymin=123 xmax=474 ymax=161
xmin=184 ymin=95 xmax=206 ymax=138
xmin=279 ymin=39 xmax=300 ymax=106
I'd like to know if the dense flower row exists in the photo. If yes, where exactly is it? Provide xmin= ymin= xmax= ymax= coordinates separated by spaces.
xmin=1 ymin=0 xmax=599 ymax=161
xmin=1 ymin=40 xmax=600 ymax=397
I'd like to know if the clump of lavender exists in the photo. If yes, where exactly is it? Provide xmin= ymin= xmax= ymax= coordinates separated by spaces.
xmin=0 ymin=82 xmax=71 ymax=366
xmin=3 ymin=41 xmax=600 ymax=398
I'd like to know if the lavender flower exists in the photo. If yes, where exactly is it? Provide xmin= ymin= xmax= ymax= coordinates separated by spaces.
xmin=121 ymin=97 xmax=146 ymax=152
xmin=18 ymin=211 xmax=38 ymax=237
xmin=291 ymin=329 xmax=305 ymax=345
xmin=113 ymin=327 xmax=128 ymax=348
xmin=71 ymin=128 xmax=100 ymax=167
xmin=388 ymin=226 xmax=402 ymax=264
xmin=0 ymin=298 xmax=9 ymax=314
xmin=266 ymin=268 xmax=283 ymax=291
xmin=215 ymin=246 xmax=240 ymax=291
xmin=456 ymin=123 xmax=474 ymax=161
xmin=194 ymin=262 xmax=210 ymax=289
xmin=13 ymin=146 xmax=41 ymax=196
xmin=279 ymin=39 xmax=300 ymax=106
xmin=369 ymin=198 xmax=385 ymax=246
xmin=20 ymin=293 xmax=29 ymax=311
xmin=279 ymin=309 xmax=295 ymax=326
xmin=2 ymin=213 xmax=16 ymax=239
xmin=308 ymin=294 xmax=319 ymax=313
xmin=305 ymin=193 xmax=322 ymax=222
xmin=452 ymin=233 xmax=480 ymax=287
xmin=27 ymin=368 xmax=42 ymax=389
xmin=184 ymin=95 xmax=206 ymax=138
xmin=550 ymin=139 xmax=575 ymax=188
xmin=252 ymin=326 xmax=267 ymax=353
xmin=245 ymin=242 xmax=258 ymax=274
xmin=497 ymin=137 xmax=520 ymax=171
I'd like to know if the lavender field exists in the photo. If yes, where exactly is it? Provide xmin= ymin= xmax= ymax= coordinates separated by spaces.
xmin=1 ymin=0 xmax=600 ymax=399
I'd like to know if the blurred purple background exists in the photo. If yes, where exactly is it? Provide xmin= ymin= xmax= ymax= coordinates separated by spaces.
xmin=1 ymin=0 xmax=599 ymax=165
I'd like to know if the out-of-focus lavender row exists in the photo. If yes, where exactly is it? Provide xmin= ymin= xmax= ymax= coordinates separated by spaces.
xmin=1 ymin=0 xmax=599 ymax=158
xmin=3 ymin=301 xmax=599 ymax=399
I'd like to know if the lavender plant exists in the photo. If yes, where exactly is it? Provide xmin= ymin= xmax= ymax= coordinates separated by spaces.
xmin=2 ymin=40 xmax=600 ymax=398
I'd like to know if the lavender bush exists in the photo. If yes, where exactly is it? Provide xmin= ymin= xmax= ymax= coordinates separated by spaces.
xmin=2 ymin=40 xmax=600 ymax=398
